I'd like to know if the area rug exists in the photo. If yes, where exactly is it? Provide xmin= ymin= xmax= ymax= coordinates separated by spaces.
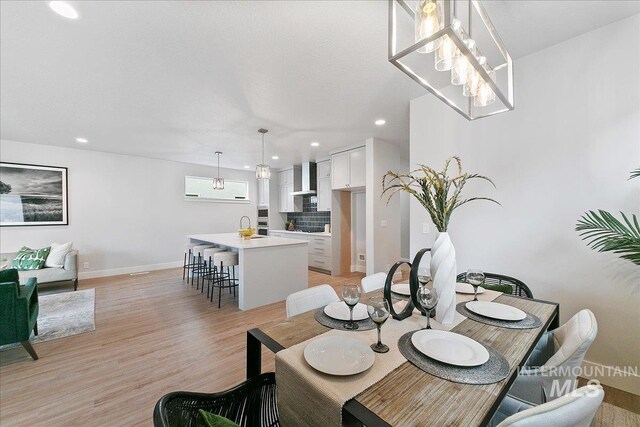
xmin=1 ymin=288 xmax=95 ymax=349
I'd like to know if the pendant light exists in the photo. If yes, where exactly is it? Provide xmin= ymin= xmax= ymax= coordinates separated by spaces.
xmin=256 ymin=128 xmax=271 ymax=180
xmin=213 ymin=151 xmax=224 ymax=190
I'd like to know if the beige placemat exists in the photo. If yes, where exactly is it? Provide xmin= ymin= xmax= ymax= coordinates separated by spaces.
xmin=276 ymin=289 xmax=502 ymax=426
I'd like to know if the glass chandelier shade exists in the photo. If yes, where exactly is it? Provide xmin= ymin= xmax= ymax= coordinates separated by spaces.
xmin=256 ymin=128 xmax=271 ymax=180
xmin=213 ymin=151 xmax=224 ymax=190
xmin=390 ymin=0 xmax=514 ymax=120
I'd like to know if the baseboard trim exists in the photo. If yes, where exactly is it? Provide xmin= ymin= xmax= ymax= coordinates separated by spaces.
xmin=78 ymin=261 xmax=182 ymax=279
xmin=350 ymin=265 xmax=366 ymax=273
xmin=581 ymin=359 xmax=640 ymax=396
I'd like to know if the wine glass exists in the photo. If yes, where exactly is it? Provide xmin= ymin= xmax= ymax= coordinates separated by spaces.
xmin=466 ymin=269 xmax=485 ymax=301
xmin=367 ymin=297 xmax=390 ymax=353
xmin=416 ymin=285 xmax=438 ymax=329
xmin=342 ymin=284 xmax=361 ymax=330
xmin=417 ymin=267 xmax=432 ymax=287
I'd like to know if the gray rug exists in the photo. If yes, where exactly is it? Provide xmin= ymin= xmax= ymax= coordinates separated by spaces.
xmin=1 ymin=288 xmax=95 ymax=349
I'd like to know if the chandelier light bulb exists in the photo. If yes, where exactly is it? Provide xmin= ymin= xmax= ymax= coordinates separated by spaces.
xmin=464 ymin=55 xmax=486 ymax=97
xmin=415 ymin=0 xmax=442 ymax=53
xmin=451 ymin=35 xmax=474 ymax=86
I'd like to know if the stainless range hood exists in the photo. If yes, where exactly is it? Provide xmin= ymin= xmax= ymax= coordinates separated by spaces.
xmin=291 ymin=162 xmax=317 ymax=196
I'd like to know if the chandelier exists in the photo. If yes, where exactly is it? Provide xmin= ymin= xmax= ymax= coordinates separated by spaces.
xmin=389 ymin=0 xmax=514 ymax=120
xmin=213 ymin=151 xmax=224 ymax=190
xmin=256 ymin=128 xmax=271 ymax=180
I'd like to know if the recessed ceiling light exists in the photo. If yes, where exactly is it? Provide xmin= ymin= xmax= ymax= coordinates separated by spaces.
xmin=375 ymin=119 xmax=386 ymax=126
xmin=243 ymin=165 xmax=251 ymax=169
xmin=75 ymin=137 xmax=88 ymax=143
xmin=49 ymin=1 xmax=79 ymax=19
xmin=310 ymin=141 xmax=320 ymax=147
xmin=271 ymin=155 xmax=279 ymax=160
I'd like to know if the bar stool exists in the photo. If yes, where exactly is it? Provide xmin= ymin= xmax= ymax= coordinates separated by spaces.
xmin=182 ymin=243 xmax=198 ymax=283
xmin=210 ymin=251 xmax=239 ymax=308
xmin=202 ymin=247 xmax=225 ymax=295
xmin=191 ymin=245 xmax=214 ymax=289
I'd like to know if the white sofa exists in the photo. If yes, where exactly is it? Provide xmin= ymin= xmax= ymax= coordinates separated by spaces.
xmin=2 ymin=250 xmax=79 ymax=291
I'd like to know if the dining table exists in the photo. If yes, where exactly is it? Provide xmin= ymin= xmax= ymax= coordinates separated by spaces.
xmin=246 ymin=292 xmax=559 ymax=427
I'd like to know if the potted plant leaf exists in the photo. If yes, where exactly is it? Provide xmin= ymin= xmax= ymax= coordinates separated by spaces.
xmin=382 ymin=156 xmax=499 ymax=324
xmin=576 ymin=168 xmax=640 ymax=266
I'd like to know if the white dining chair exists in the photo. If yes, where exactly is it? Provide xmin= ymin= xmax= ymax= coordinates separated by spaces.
xmin=360 ymin=272 xmax=387 ymax=293
xmin=508 ymin=309 xmax=598 ymax=405
xmin=490 ymin=384 xmax=604 ymax=427
xmin=285 ymin=285 xmax=340 ymax=318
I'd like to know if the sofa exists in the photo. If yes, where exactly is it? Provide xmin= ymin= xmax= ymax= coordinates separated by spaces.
xmin=0 ymin=269 xmax=39 ymax=360
xmin=1 ymin=250 xmax=78 ymax=291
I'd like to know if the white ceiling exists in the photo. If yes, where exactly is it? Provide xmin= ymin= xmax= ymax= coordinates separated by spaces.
xmin=1 ymin=1 xmax=638 ymax=170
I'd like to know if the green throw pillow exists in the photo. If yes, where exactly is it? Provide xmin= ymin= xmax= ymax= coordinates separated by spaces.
xmin=481 ymin=283 xmax=513 ymax=294
xmin=196 ymin=410 xmax=240 ymax=427
xmin=12 ymin=246 xmax=51 ymax=271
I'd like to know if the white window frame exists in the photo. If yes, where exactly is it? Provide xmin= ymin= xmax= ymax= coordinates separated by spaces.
xmin=184 ymin=175 xmax=251 ymax=204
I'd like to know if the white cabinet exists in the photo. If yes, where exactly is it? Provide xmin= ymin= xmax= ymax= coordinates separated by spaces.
xmin=269 ymin=231 xmax=332 ymax=272
xmin=316 ymin=160 xmax=331 ymax=212
xmin=331 ymin=146 xmax=366 ymax=190
xmin=257 ymin=178 xmax=269 ymax=207
xmin=277 ymin=167 xmax=302 ymax=213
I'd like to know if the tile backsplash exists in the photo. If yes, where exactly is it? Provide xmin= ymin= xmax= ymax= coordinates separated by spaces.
xmin=286 ymin=195 xmax=330 ymax=232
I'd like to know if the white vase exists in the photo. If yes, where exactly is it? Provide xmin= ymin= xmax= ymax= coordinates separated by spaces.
xmin=430 ymin=232 xmax=457 ymax=325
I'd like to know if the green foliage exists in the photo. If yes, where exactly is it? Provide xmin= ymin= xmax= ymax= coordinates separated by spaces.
xmin=576 ymin=210 xmax=640 ymax=265
xmin=0 ymin=181 xmax=11 ymax=194
xmin=576 ymin=167 xmax=640 ymax=266
xmin=382 ymin=156 xmax=499 ymax=232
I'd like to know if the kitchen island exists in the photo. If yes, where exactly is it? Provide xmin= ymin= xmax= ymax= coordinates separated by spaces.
xmin=187 ymin=233 xmax=308 ymax=310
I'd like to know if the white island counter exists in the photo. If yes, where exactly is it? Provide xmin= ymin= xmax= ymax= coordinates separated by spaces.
xmin=187 ymin=233 xmax=308 ymax=310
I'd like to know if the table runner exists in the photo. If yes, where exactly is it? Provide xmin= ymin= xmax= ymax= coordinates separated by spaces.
xmin=276 ymin=289 xmax=502 ymax=426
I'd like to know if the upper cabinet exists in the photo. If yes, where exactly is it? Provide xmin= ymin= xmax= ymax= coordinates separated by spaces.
xmin=331 ymin=146 xmax=366 ymax=190
xmin=277 ymin=167 xmax=303 ymax=213
xmin=316 ymin=160 xmax=331 ymax=212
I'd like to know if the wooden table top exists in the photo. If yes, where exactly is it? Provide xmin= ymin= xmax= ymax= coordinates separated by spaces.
xmin=258 ymin=294 xmax=558 ymax=426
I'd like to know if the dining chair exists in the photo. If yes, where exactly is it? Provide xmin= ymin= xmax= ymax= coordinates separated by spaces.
xmin=360 ymin=272 xmax=387 ymax=293
xmin=153 ymin=372 xmax=278 ymax=427
xmin=508 ymin=309 xmax=598 ymax=405
xmin=490 ymin=384 xmax=604 ymax=427
xmin=285 ymin=285 xmax=340 ymax=318
xmin=457 ymin=272 xmax=534 ymax=298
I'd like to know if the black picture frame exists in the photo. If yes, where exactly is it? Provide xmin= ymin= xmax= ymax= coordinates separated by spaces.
xmin=0 ymin=162 xmax=69 ymax=227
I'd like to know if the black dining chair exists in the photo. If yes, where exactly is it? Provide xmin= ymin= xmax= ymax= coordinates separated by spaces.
xmin=457 ymin=272 xmax=534 ymax=299
xmin=153 ymin=372 xmax=279 ymax=427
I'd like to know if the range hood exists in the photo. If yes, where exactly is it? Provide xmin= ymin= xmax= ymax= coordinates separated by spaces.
xmin=291 ymin=162 xmax=317 ymax=196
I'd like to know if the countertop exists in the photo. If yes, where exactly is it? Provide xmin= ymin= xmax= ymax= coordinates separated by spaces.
xmin=188 ymin=233 xmax=308 ymax=249
xmin=269 ymin=230 xmax=332 ymax=237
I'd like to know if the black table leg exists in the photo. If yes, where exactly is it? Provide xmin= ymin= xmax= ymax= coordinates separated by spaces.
xmin=247 ymin=329 xmax=262 ymax=380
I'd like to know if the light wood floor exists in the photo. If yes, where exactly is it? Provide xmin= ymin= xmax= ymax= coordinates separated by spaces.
xmin=0 ymin=268 xmax=637 ymax=426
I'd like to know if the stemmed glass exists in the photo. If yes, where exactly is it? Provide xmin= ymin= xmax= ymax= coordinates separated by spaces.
xmin=416 ymin=285 xmax=439 ymax=329
xmin=466 ymin=269 xmax=485 ymax=301
xmin=367 ymin=297 xmax=390 ymax=353
xmin=342 ymin=284 xmax=361 ymax=330
xmin=417 ymin=267 xmax=432 ymax=288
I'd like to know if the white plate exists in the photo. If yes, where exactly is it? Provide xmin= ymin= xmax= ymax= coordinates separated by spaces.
xmin=391 ymin=283 xmax=411 ymax=296
xmin=466 ymin=301 xmax=527 ymax=321
xmin=324 ymin=302 xmax=368 ymax=321
xmin=304 ymin=336 xmax=375 ymax=376
xmin=411 ymin=330 xmax=489 ymax=367
xmin=455 ymin=282 xmax=486 ymax=295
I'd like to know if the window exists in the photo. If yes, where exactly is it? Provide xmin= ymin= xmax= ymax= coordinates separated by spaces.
xmin=184 ymin=176 xmax=249 ymax=202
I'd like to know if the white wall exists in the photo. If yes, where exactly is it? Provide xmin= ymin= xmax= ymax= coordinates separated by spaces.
xmin=366 ymin=137 xmax=405 ymax=276
xmin=351 ymin=191 xmax=366 ymax=272
xmin=0 ymin=139 xmax=257 ymax=278
xmin=409 ymin=15 xmax=640 ymax=394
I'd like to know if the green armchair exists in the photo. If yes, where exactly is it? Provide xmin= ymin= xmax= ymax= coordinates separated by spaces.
xmin=0 ymin=268 xmax=39 ymax=360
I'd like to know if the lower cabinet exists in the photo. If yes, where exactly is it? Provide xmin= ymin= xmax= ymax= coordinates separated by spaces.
xmin=269 ymin=232 xmax=332 ymax=273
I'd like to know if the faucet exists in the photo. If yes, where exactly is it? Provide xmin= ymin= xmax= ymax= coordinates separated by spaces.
xmin=240 ymin=216 xmax=251 ymax=230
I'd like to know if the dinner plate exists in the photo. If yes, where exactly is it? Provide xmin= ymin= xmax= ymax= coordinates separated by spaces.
xmin=304 ymin=336 xmax=375 ymax=376
xmin=411 ymin=330 xmax=489 ymax=367
xmin=455 ymin=282 xmax=486 ymax=294
xmin=323 ymin=302 xmax=368 ymax=321
xmin=465 ymin=301 xmax=527 ymax=321
xmin=391 ymin=283 xmax=411 ymax=296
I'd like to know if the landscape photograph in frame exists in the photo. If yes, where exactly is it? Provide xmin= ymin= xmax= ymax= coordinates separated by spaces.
xmin=0 ymin=162 xmax=68 ymax=226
